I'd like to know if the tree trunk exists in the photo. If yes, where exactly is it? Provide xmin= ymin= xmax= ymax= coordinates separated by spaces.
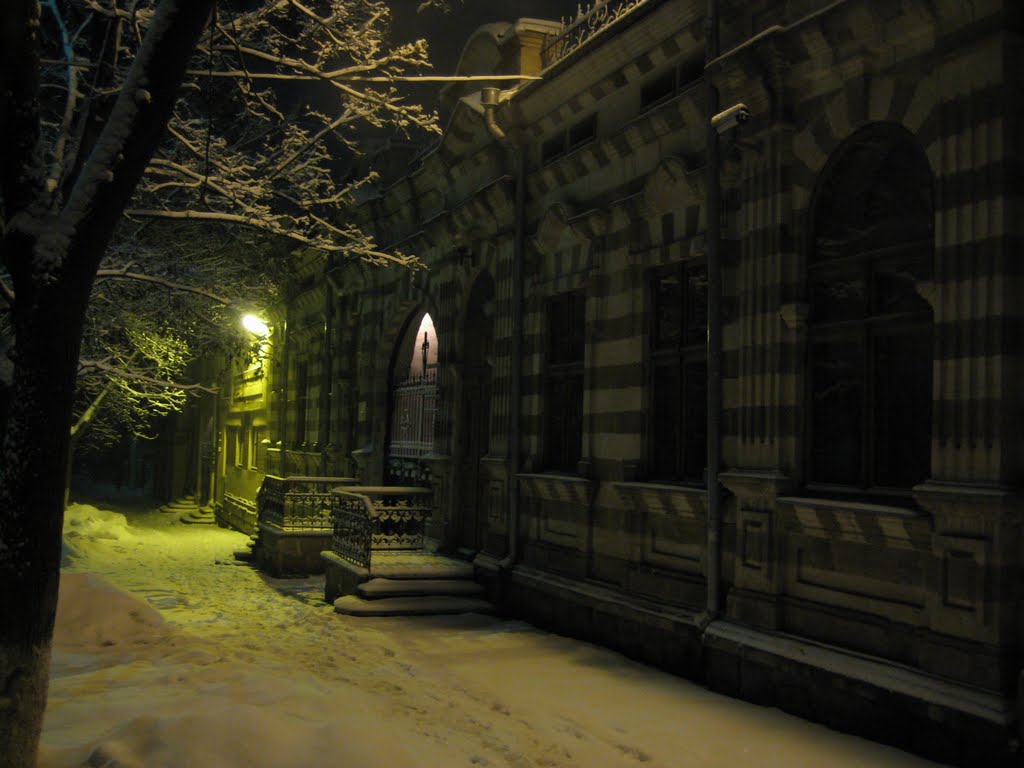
xmin=0 ymin=280 xmax=90 ymax=768
xmin=0 ymin=3 xmax=216 ymax=763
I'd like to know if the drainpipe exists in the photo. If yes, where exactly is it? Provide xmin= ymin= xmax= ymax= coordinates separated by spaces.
xmin=481 ymin=87 xmax=525 ymax=569
xmin=277 ymin=301 xmax=290 ymax=477
xmin=704 ymin=0 xmax=723 ymax=622
xmin=319 ymin=256 xmax=335 ymax=476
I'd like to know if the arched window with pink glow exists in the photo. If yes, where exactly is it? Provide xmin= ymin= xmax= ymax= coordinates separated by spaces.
xmin=385 ymin=310 xmax=438 ymax=485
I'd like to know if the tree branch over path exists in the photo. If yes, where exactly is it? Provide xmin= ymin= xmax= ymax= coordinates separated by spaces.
xmin=0 ymin=277 xmax=14 ymax=306
xmin=79 ymin=358 xmax=219 ymax=395
xmin=94 ymin=267 xmax=232 ymax=305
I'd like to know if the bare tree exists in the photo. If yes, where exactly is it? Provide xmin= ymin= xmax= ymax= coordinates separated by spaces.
xmin=67 ymin=222 xmax=276 ymax=476
xmin=0 ymin=1 xmax=440 ymax=762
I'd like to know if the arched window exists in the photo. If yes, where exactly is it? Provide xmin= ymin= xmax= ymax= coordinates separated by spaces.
xmin=386 ymin=311 xmax=438 ymax=485
xmin=806 ymin=123 xmax=934 ymax=493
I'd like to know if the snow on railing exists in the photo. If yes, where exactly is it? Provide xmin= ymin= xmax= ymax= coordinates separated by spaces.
xmin=330 ymin=486 xmax=434 ymax=569
xmin=540 ymin=0 xmax=654 ymax=69
xmin=257 ymin=475 xmax=357 ymax=531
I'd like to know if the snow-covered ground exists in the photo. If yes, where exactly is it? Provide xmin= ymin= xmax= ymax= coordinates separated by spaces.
xmin=43 ymin=500 xmax=946 ymax=768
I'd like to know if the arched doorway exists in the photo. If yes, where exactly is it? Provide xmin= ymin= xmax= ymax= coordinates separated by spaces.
xmin=385 ymin=310 xmax=438 ymax=486
xmin=456 ymin=274 xmax=495 ymax=551
xmin=806 ymin=122 xmax=934 ymax=492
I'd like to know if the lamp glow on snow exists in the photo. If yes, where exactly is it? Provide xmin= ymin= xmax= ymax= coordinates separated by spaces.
xmin=242 ymin=314 xmax=270 ymax=337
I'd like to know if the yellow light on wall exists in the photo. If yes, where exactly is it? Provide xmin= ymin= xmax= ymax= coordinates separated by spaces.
xmin=242 ymin=314 xmax=270 ymax=336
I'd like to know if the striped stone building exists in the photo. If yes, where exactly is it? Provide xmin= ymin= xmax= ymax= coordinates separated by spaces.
xmin=213 ymin=0 xmax=1023 ymax=763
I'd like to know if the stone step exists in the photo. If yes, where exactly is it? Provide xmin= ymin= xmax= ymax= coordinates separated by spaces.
xmin=180 ymin=511 xmax=215 ymax=525
xmin=160 ymin=502 xmax=200 ymax=513
xmin=357 ymin=577 xmax=484 ymax=600
xmin=333 ymin=595 xmax=494 ymax=617
xmin=369 ymin=560 xmax=474 ymax=581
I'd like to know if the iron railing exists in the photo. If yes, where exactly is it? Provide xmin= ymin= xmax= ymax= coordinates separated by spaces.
xmin=257 ymin=475 xmax=357 ymax=531
xmin=330 ymin=486 xmax=434 ymax=568
xmin=332 ymin=490 xmax=375 ymax=569
xmin=540 ymin=0 xmax=653 ymax=69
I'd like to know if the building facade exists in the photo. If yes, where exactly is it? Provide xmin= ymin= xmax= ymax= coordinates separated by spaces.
xmin=209 ymin=1 xmax=1024 ymax=763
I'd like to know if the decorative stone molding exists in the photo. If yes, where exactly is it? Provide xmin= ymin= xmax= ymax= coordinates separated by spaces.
xmin=611 ymin=481 xmax=708 ymax=520
xmin=641 ymin=156 xmax=701 ymax=217
xmin=775 ymin=495 xmax=932 ymax=626
xmin=735 ymin=507 xmax=774 ymax=591
xmin=611 ymin=481 xmax=708 ymax=575
xmin=719 ymin=469 xmax=793 ymax=510
xmin=571 ymin=208 xmax=607 ymax=240
xmin=930 ymin=533 xmax=992 ymax=638
xmin=533 ymin=202 xmax=610 ymax=257
xmin=778 ymin=302 xmax=809 ymax=331
xmin=533 ymin=203 xmax=572 ymax=257
xmin=913 ymin=279 xmax=938 ymax=312
xmin=479 ymin=456 xmax=509 ymax=530
xmin=912 ymin=481 xmax=1020 ymax=529
xmin=517 ymin=472 xmax=594 ymax=551
xmin=719 ymin=471 xmax=793 ymax=595
xmin=517 ymin=472 xmax=594 ymax=507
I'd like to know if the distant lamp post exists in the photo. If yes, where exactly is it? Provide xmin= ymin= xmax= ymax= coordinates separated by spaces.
xmin=242 ymin=314 xmax=270 ymax=337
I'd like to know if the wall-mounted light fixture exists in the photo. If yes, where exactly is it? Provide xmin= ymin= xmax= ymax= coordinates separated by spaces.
xmin=242 ymin=314 xmax=270 ymax=337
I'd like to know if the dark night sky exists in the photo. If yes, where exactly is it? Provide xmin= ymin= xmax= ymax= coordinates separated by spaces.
xmin=389 ymin=0 xmax=585 ymax=110
xmin=348 ymin=1 xmax=585 ymax=177
xmin=392 ymin=0 xmax=585 ymax=73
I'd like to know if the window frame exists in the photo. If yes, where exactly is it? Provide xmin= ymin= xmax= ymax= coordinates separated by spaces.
xmin=803 ymin=123 xmax=935 ymax=500
xmin=647 ymin=260 xmax=708 ymax=485
xmin=248 ymin=424 xmax=263 ymax=470
xmin=805 ymin=240 xmax=934 ymax=498
xmin=540 ymin=114 xmax=598 ymax=166
xmin=639 ymin=57 xmax=705 ymax=112
xmin=542 ymin=290 xmax=586 ymax=473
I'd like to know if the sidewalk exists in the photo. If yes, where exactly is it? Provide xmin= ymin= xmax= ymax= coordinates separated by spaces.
xmin=43 ymin=499 xmax=947 ymax=768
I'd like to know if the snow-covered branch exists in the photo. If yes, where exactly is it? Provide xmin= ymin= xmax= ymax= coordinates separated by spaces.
xmin=123 ymin=207 xmax=419 ymax=267
xmin=39 ymin=0 xmax=82 ymax=196
xmin=79 ymin=358 xmax=218 ymax=395
xmin=94 ymin=267 xmax=232 ymax=305
xmin=0 ymin=277 xmax=14 ymax=306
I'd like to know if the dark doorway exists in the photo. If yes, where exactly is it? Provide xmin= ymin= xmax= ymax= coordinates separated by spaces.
xmin=456 ymin=274 xmax=495 ymax=551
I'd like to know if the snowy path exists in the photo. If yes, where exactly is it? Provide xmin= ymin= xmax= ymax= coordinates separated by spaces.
xmin=42 ymin=501 xmax=946 ymax=768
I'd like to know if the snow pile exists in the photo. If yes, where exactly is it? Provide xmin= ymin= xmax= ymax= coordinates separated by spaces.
xmin=63 ymin=503 xmax=134 ymax=543
xmin=53 ymin=572 xmax=165 ymax=650
xmin=45 ymin=568 xmax=442 ymax=767
xmin=42 ymin=500 xmax=945 ymax=768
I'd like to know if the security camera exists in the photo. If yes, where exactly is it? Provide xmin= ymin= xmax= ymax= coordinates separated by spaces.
xmin=711 ymin=103 xmax=750 ymax=134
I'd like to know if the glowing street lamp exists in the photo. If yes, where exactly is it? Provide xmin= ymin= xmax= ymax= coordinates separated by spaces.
xmin=242 ymin=314 xmax=270 ymax=337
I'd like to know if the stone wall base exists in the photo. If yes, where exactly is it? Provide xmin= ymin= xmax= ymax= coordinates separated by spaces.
xmin=321 ymin=551 xmax=370 ymax=603
xmin=487 ymin=565 xmax=1018 ymax=767
xmin=217 ymin=494 xmax=257 ymax=535
xmin=500 ymin=565 xmax=704 ymax=681
xmin=256 ymin=524 xmax=332 ymax=576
